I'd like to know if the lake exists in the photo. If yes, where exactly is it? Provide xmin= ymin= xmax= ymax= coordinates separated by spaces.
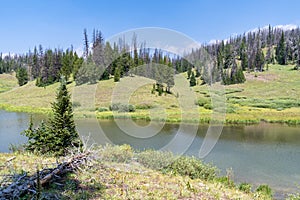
xmin=0 ymin=109 xmax=299 ymax=198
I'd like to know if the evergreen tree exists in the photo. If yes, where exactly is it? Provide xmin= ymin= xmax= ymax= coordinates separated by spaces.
xmin=75 ymin=61 xmax=99 ymax=85
xmin=114 ymin=67 xmax=120 ymax=82
xmin=236 ymin=67 xmax=246 ymax=83
xmin=276 ymin=31 xmax=286 ymax=65
xmin=16 ymin=67 xmax=29 ymax=86
xmin=240 ymin=37 xmax=248 ymax=70
xmin=187 ymin=66 xmax=192 ymax=79
xmin=72 ymin=52 xmax=83 ymax=80
xmin=189 ymin=71 xmax=196 ymax=87
xmin=255 ymin=46 xmax=265 ymax=71
xmin=224 ymin=44 xmax=233 ymax=69
xmin=61 ymin=50 xmax=73 ymax=81
xmin=47 ymin=76 xmax=81 ymax=155
xmin=32 ymin=46 xmax=39 ymax=78
xmin=22 ymin=77 xmax=81 ymax=156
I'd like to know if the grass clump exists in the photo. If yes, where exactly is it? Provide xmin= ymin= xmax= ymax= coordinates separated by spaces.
xmin=287 ymin=192 xmax=300 ymax=200
xmin=98 ymin=144 xmax=133 ymax=163
xmin=256 ymin=184 xmax=272 ymax=198
xmin=96 ymin=107 xmax=109 ymax=112
xmin=109 ymin=103 xmax=136 ymax=112
xmin=165 ymin=156 xmax=217 ymax=181
xmin=136 ymin=149 xmax=175 ymax=170
xmin=196 ymin=97 xmax=210 ymax=107
xmin=135 ymin=102 xmax=155 ymax=109
xmin=215 ymin=176 xmax=235 ymax=188
xmin=238 ymin=182 xmax=252 ymax=193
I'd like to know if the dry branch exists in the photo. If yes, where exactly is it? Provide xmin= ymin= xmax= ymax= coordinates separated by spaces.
xmin=0 ymin=152 xmax=90 ymax=199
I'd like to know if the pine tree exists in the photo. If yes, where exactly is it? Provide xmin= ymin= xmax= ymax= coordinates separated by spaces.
xmin=187 ymin=66 xmax=192 ymax=79
xmin=276 ymin=31 xmax=286 ymax=65
xmin=240 ymin=37 xmax=248 ymax=70
xmin=22 ymin=77 xmax=81 ymax=156
xmin=61 ymin=50 xmax=73 ymax=81
xmin=48 ymin=76 xmax=81 ymax=155
xmin=190 ymin=71 xmax=196 ymax=87
xmin=255 ymin=47 xmax=265 ymax=71
xmin=114 ymin=67 xmax=120 ymax=82
xmin=224 ymin=44 xmax=233 ymax=69
xmin=16 ymin=67 xmax=29 ymax=86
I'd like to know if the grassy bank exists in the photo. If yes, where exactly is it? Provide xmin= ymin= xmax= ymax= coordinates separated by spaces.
xmin=0 ymin=64 xmax=299 ymax=124
xmin=0 ymin=145 xmax=275 ymax=199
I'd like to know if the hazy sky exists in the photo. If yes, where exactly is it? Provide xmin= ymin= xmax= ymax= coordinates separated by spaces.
xmin=1 ymin=0 xmax=300 ymax=54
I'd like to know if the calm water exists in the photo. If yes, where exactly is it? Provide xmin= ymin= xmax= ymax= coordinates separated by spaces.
xmin=0 ymin=110 xmax=300 ymax=197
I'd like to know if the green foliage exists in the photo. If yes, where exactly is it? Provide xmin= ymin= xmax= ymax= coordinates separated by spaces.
xmin=196 ymin=97 xmax=212 ymax=109
xmin=228 ymin=97 xmax=300 ymax=110
xmin=22 ymin=77 xmax=82 ymax=156
xmin=16 ymin=67 xmax=28 ymax=86
xmin=166 ymin=156 xmax=217 ymax=180
xmin=276 ymin=31 xmax=286 ymax=65
xmin=99 ymin=144 xmax=133 ymax=163
xmin=135 ymin=103 xmax=155 ymax=109
xmin=222 ymin=61 xmax=246 ymax=85
xmin=114 ymin=67 xmax=120 ymax=82
xmin=196 ymin=97 xmax=210 ymax=106
xmin=136 ymin=150 xmax=175 ymax=170
xmin=109 ymin=103 xmax=135 ymax=112
xmin=22 ymin=120 xmax=53 ymax=155
xmin=97 ymin=107 xmax=109 ymax=112
xmin=75 ymin=62 xmax=99 ymax=85
xmin=189 ymin=71 xmax=196 ymax=87
xmin=256 ymin=184 xmax=272 ymax=198
xmin=157 ymin=84 xmax=163 ymax=96
xmin=240 ymin=37 xmax=248 ymax=70
xmin=238 ymin=183 xmax=252 ymax=193
xmin=187 ymin=66 xmax=192 ymax=79
xmin=215 ymin=176 xmax=235 ymax=188
xmin=61 ymin=49 xmax=73 ymax=81
xmin=287 ymin=192 xmax=300 ymax=200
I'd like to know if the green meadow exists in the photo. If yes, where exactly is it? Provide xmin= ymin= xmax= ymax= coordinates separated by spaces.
xmin=0 ymin=64 xmax=299 ymax=124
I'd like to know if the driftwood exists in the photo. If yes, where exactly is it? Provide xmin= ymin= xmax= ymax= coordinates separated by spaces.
xmin=0 ymin=153 xmax=89 ymax=199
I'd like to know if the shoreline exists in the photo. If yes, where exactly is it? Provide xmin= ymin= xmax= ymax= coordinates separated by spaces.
xmin=1 ymin=103 xmax=300 ymax=126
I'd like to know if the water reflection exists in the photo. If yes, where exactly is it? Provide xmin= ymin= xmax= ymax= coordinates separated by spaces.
xmin=1 ymin=110 xmax=300 ymax=196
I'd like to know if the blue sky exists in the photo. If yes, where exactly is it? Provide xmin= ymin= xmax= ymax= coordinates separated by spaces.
xmin=1 ymin=0 xmax=300 ymax=54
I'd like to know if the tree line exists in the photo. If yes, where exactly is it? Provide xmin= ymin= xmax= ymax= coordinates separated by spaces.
xmin=189 ymin=25 xmax=300 ymax=85
xmin=1 ymin=25 xmax=300 ymax=89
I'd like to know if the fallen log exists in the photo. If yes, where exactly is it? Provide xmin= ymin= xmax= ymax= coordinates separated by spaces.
xmin=0 ymin=152 xmax=90 ymax=199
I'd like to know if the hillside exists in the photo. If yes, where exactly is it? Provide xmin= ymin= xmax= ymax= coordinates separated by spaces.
xmin=0 ymin=145 xmax=272 ymax=199
xmin=0 ymin=64 xmax=299 ymax=124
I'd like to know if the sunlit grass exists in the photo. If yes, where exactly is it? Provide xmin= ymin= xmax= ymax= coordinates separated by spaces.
xmin=0 ymin=146 xmax=271 ymax=200
xmin=0 ymin=64 xmax=299 ymax=124
xmin=0 ymin=73 xmax=18 ymax=93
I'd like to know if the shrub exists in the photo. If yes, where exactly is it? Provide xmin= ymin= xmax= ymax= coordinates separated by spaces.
xmin=256 ymin=184 xmax=272 ymax=198
xmin=72 ymin=101 xmax=81 ymax=108
xmin=97 ymin=107 xmax=109 ymax=112
xmin=215 ymin=176 xmax=235 ymax=188
xmin=136 ymin=150 xmax=175 ymax=170
xmin=99 ymin=144 xmax=133 ymax=163
xmin=287 ymin=193 xmax=300 ymax=200
xmin=238 ymin=183 xmax=252 ymax=193
xmin=135 ymin=103 xmax=154 ymax=110
xmin=204 ymin=103 xmax=212 ymax=110
xmin=197 ymin=98 xmax=210 ymax=106
xmin=226 ymin=105 xmax=237 ymax=113
xmin=109 ymin=103 xmax=135 ymax=112
xmin=166 ymin=156 xmax=217 ymax=180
